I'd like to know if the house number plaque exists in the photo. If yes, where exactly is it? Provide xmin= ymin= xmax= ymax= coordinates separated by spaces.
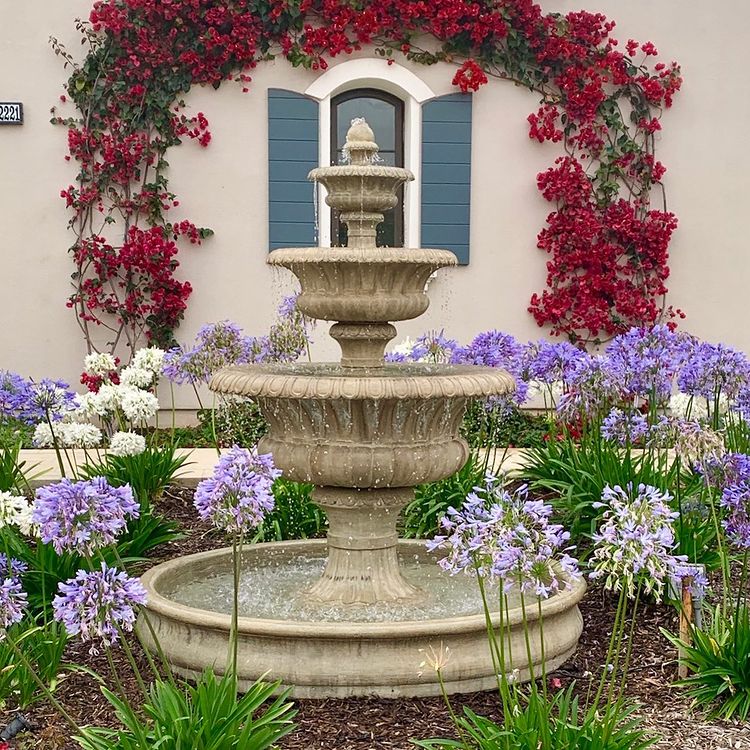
xmin=0 ymin=102 xmax=23 ymax=125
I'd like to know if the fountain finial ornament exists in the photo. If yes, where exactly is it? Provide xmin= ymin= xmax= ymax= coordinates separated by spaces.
xmin=343 ymin=117 xmax=378 ymax=165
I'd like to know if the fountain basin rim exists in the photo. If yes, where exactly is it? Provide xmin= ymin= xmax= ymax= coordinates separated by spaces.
xmin=308 ymin=165 xmax=415 ymax=181
xmin=267 ymin=247 xmax=457 ymax=265
xmin=141 ymin=540 xmax=586 ymax=638
xmin=209 ymin=364 xmax=516 ymax=400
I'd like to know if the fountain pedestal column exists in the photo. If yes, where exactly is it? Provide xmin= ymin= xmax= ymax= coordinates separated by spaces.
xmin=307 ymin=487 xmax=422 ymax=604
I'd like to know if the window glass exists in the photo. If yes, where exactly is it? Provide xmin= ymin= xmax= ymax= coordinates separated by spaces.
xmin=331 ymin=90 xmax=404 ymax=247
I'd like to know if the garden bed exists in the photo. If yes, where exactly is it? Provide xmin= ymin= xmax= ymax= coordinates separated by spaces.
xmin=2 ymin=486 xmax=746 ymax=750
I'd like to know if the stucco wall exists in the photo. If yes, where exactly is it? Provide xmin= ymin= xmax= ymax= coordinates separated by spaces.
xmin=1 ymin=1 xmax=748 ymax=407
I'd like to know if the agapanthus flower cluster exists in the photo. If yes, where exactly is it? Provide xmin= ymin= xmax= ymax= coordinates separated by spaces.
xmin=604 ymin=325 xmax=692 ymax=401
xmin=454 ymin=331 xmax=527 ymax=403
xmin=32 ymin=421 xmax=102 ymax=449
xmin=556 ymin=356 xmax=619 ymax=423
xmin=589 ymin=483 xmax=683 ymax=600
xmin=28 ymin=379 xmax=78 ymax=422
xmin=163 ymin=297 xmax=312 ymax=385
xmin=0 ymin=490 xmax=34 ymax=535
xmin=0 ymin=555 xmax=28 ymax=578
xmin=677 ymin=342 xmax=750 ymax=402
xmin=108 ymin=431 xmax=146 ymax=457
xmin=427 ymin=474 xmax=580 ymax=597
xmin=264 ymin=294 xmax=314 ymax=363
xmin=647 ymin=416 xmax=723 ymax=465
xmin=0 ymin=575 xmax=27 ymax=632
xmin=163 ymin=320 xmax=254 ymax=385
xmin=600 ymin=408 xmax=649 ymax=446
xmin=669 ymin=560 xmax=710 ymax=600
xmin=719 ymin=482 xmax=750 ymax=549
xmin=53 ymin=564 xmax=147 ymax=652
xmin=194 ymin=446 xmax=280 ymax=533
xmin=388 ymin=330 xmax=461 ymax=364
xmin=0 ymin=370 xmax=36 ymax=424
xmin=523 ymin=340 xmax=586 ymax=386
xmin=33 ymin=477 xmax=139 ymax=555
xmin=697 ymin=452 xmax=750 ymax=491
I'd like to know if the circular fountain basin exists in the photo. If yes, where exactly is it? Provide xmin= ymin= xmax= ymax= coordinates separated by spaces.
xmin=140 ymin=540 xmax=586 ymax=698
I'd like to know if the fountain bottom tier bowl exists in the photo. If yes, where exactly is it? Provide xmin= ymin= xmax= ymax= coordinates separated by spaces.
xmin=140 ymin=540 xmax=586 ymax=698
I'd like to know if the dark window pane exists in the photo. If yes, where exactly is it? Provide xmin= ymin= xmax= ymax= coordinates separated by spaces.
xmin=336 ymin=98 xmax=396 ymax=156
xmin=331 ymin=90 xmax=404 ymax=247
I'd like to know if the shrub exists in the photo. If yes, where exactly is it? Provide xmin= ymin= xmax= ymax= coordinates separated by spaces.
xmin=253 ymin=478 xmax=326 ymax=542
xmin=402 ymin=455 xmax=486 ymax=539
xmin=74 ymin=670 xmax=296 ymax=750
xmin=667 ymin=606 xmax=750 ymax=720
xmin=0 ymin=620 xmax=69 ymax=710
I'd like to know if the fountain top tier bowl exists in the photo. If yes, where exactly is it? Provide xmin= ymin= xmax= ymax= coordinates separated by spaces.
xmin=267 ymin=117 xmax=459 ymax=367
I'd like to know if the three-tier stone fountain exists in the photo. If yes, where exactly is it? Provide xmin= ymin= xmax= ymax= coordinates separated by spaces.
xmin=140 ymin=119 xmax=585 ymax=697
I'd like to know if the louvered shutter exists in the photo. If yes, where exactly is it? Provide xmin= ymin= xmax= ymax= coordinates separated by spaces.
xmin=268 ymin=89 xmax=319 ymax=250
xmin=420 ymin=94 xmax=472 ymax=265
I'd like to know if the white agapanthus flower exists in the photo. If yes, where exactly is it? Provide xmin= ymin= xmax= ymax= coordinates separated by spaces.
xmin=120 ymin=366 xmax=154 ymax=389
xmin=33 ymin=421 xmax=102 ymax=449
xmin=84 ymin=352 xmax=117 ymax=376
xmin=32 ymin=422 xmax=61 ymax=447
xmin=118 ymin=387 xmax=159 ymax=423
xmin=669 ymin=392 xmax=709 ymax=421
xmin=62 ymin=422 xmax=102 ymax=448
xmin=0 ymin=490 xmax=35 ymax=535
xmin=82 ymin=383 xmax=121 ymax=417
xmin=109 ymin=431 xmax=146 ymax=457
xmin=390 ymin=337 xmax=416 ymax=358
xmin=132 ymin=347 xmax=165 ymax=374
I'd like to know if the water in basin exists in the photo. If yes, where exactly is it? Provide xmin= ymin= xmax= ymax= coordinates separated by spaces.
xmin=164 ymin=551 xmax=523 ymax=623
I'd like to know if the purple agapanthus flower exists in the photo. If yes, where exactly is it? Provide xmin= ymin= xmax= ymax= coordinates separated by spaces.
xmin=427 ymin=473 xmax=580 ymax=597
xmin=697 ymin=452 xmax=750 ymax=491
xmin=27 ymin=378 xmax=78 ymax=422
xmin=669 ymin=561 xmax=709 ymax=600
xmin=33 ymin=477 xmax=139 ymax=555
xmin=605 ymin=325 xmax=692 ymax=402
xmin=265 ymin=294 xmax=313 ymax=363
xmin=720 ymin=483 xmax=750 ymax=549
xmin=601 ymin=408 xmax=649 ymax=446
xmin=0 ymin=371 xmax=36 ymax=424
xmin=523 ymin=340 xmax=587 ymax=386
xmin=590 ymin=483 xmax=681 ymax=600
xmin=453 ymin=331 xmax=527 ymax=403
xmin=556 ymin=356 xmax=618 ymax=422
xmin=163 ymin=321 xmax=256 ymax=385
xmin=194 ymin=446 xmax=280 ymax=533
xmin=0 ymin=555 xmax=28 ymax=578
xmin=0 ymin=575 xmax=27 ymax=630
xmin=52 ymin=564 xmax=147 ymax=652
xmin=677 ymin=342 xmax=750 ymax=402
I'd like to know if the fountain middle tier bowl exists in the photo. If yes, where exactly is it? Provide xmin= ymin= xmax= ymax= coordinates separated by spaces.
xmin=210 ymin=363 xmax=515 ymax=487
xmin=139 ymin=540 xmax=586 ymax=698
xmin=268 ymin=246 xmax=457 ymax=322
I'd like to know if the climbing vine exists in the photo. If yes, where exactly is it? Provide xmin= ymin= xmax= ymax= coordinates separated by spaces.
xmin=52 ymin=0 xmax=682 ymax=355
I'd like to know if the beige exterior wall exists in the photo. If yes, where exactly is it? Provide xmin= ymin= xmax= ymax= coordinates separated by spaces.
xmin=1 ymin=1 xmax=748 ymax=407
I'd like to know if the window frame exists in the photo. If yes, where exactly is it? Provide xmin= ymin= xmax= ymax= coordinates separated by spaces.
xmin=303 ymin=58 xmax=436 ymax=250
xmin=330 ymin=88 xmax=405 ymax=247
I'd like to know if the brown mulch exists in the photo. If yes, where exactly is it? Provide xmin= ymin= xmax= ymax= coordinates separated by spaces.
xmin=3 ymin=486 xmax=749 ymax=749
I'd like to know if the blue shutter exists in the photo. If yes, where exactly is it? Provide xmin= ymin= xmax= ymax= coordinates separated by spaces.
xmin=421 ymin=94 xmax=472 ymax=265
xmin=268 ymin=89 xmax=319 ymax=250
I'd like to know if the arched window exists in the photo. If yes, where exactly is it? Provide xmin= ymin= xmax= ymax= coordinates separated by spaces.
xmin=330 ymin=89 xmax=405 ymax=248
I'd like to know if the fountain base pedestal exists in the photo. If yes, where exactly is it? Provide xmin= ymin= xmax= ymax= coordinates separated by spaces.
xmin=307 ymin=487 xmax=422 ymax=603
